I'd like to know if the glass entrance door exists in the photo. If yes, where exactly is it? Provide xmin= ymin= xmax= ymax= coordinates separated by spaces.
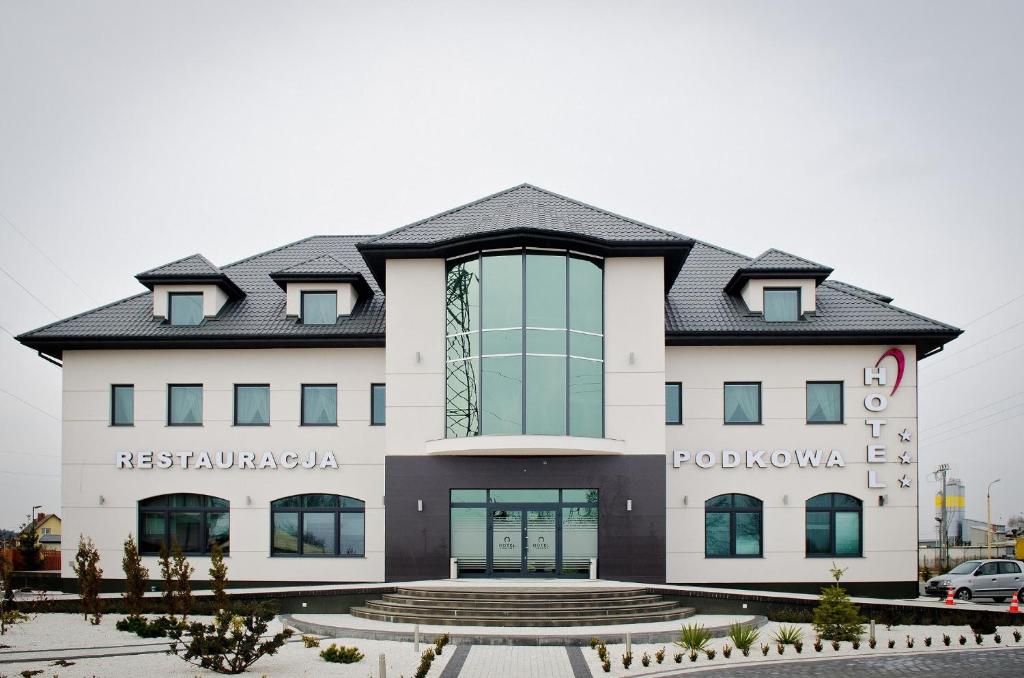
xmin=490 ymin=509 xmax=523 ymax=574
xmin=526 ymin=509 xmax=557 ymax=574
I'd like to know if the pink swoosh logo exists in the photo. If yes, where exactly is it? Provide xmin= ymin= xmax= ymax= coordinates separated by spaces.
xmin=875 ymin=348 xmax=905 ymax=396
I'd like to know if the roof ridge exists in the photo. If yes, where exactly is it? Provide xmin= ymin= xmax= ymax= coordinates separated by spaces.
xmin=747 ymin=247 xmax=829 ymax=270
xmin=137 ymin=252 xmax=222 ymax=276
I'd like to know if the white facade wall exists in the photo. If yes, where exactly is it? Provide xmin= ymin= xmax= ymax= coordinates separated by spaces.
xmin=60 ymin=347 xmax=386 ymax=582
xmin=665 ymin=344 xmax=918 ymax=585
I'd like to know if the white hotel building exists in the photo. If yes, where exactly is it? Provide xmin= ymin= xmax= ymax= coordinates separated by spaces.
xmin=17 ymin=185 xmax=960 ymax=597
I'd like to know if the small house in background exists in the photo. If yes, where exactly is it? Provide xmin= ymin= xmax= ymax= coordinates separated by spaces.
xmin=27 ymin=512 xmax=62 ymax=551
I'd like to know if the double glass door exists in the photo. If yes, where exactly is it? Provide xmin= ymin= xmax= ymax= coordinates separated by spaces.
xmin=490 ymin=507 xmax=557 ymax=576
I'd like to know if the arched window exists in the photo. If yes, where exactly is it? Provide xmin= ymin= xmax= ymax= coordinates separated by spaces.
xmin=138 ymin=493 xmax=229 ymax=555
xmin=806 ymin=493 xmax=862 ymax=557
xmin=705 ymin=494 xmax=762 ymax=557
xmin=271 ymin=494 xmax=365 ymax=557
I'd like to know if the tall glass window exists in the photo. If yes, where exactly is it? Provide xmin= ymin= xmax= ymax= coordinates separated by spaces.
xmin=138 ymin=494 xmax=228 ymax=555
xmin=724 ymin=382 xmax=761 ymax=424
xmin=168 ymin=292 xmax=204 ymax=326
xmin=806 ymin=493 xmax=862 ymax=557
xmin=270 ymin=494 xmax=365 ymax=557
xmin=111 ymin=384 xmax=134 ymax=426
xmin=445 ymin=250 xmax=603 ymax=438
xmin=168 ymin=384 xmax=203 ymax=425
xmin=763 ymin=288 xmax=800 ymax=321
xmin=665 ymin=382 xmax=682 ymax=425
xmin=301 ymin=384 xmax=337 ymax=425
xmin=301 ymin=291 xmax=337 ymax=325
xmin=234 ymin=384 xmax=270 ymax=425
xmin=370 ymin=383 xmax=386 ymax=425
xmin=705 ymin=494 xmax=762 ymax=557
xmin=807 ymin=381 xmax=843 ymax=423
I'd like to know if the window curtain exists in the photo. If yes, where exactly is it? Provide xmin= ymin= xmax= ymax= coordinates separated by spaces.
xmin=304 ymin=387 xmax=336 ymax=424
xmin=808 ymin=383 xmax=841 ymax=422
xmin=764 ymin=290 xmax=798 ymax=321
xmin=835 ymin=512 xmax=861 ymax=555
xmin=113 ymin=387 xmax=133 ymax=424
xmin=171 ymin=386 xmax=202 ymax=424
xmin=237 ymin=387 xmax=269 ymax=424
xmin=726 ymin=385 xmax=759 ymax=423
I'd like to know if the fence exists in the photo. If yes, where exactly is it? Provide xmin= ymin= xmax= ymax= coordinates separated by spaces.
xmin=919 ymin=544 xmax=1015 ymax=573
xmin=1 ymin=547 xmax=61 ymax=571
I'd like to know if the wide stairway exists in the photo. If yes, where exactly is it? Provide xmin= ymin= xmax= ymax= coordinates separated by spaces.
xmin=350 ymin=586 xmax=696 ymax=627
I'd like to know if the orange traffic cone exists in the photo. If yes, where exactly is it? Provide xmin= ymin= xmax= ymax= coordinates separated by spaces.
xmin=945 ymin=587 xmax=955 ymax=606
xmin=1009 ymin=592 xmax=1020 ymax=614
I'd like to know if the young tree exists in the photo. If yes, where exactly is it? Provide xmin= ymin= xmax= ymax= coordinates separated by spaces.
xmin=208 ymin=541 xmax=229 ymax=611
xmin=0 ymin=550 xmax=28 ymax=635
xmin=158 ymin=542 xmax=176 ymax=617
xmin=812 ymin=563 xmax=864 ymax=642
xmin=172 ymin=541 xmax=194 ymax=620
xmin=121 ymin=534 xmax=149 ymax=619
xmin=71 ymin=536 xmax=103 ymax=625
xmin=16 ymin=521 xmax=44 ymax=571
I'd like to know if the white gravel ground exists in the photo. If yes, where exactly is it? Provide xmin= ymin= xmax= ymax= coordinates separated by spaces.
xmin=580 ymin=619 xmax=1024 ymax=676
xmin=0 ymin=613 xmax=454 ymax=677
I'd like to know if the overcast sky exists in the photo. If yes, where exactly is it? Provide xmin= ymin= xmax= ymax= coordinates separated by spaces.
xmin=1 ymin=1 xmax=1022 ymax=538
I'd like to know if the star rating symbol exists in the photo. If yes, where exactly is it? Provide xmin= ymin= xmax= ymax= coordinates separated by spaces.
xmin=898 ymin=474 xmax=912 ymax=488
xmin=899 ymin=451 xmax=913 ymax=465
xmin=899 ymin=428 xmax=913 ymax=443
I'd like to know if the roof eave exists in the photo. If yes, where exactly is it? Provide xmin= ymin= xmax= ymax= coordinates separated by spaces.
xmin=723 ymin=267 xmax=833 ymax=294
xmin=665 ymin=328 xmax=963 ymax=356
xmin=135 ymin=274 xmax=246 ymax=299
xmin=268 ymin=271 xmax=373 ymax=298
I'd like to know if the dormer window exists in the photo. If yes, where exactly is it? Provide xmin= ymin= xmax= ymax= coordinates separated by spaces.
xmin=763 ymin=288 xmax=800 ymax=322
xmin=168 ymin=292 xmax=204 ymax=326
xmin=301 ymin=291 xmax=338 ymax=325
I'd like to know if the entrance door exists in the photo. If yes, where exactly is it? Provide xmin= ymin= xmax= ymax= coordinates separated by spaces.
xmin=526 ymin=509 xmax=557 ymax=574
xmin=490 ymin=509 xmax=523 ymax=575
xmin=488 ymin=507 xmax=557 ymax=576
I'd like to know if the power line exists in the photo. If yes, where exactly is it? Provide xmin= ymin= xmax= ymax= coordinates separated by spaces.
xmin=0 ymin=210 xmax=97 ymax=304
xmin=919 ymin=390 xmax=1024 ymax=434
xmin=959 ymin=291 xmax=1024 ymax=328
xmin=0 ymin=386 xmax=58 ymax=420
xmin=920 ymin=401 xmax=1024 ymax=440
xmin=0 ymin=264 xmax=60 ymax=318
xmin=922 ymin=340 xmax=1024 ymax=386
xmin=921 ymin=410 xmax=1024 ymax=448
xmin=922 ymin=317 xmax=1024 ymax=369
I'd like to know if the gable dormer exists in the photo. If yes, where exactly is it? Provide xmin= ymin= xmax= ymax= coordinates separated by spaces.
xmin=269 ymin=254 xmax=371 ymax=324
xmin=725 ymin=249 xmax=832 ymax=320
xmin=136 ymin=254 xmax=244 ymax=325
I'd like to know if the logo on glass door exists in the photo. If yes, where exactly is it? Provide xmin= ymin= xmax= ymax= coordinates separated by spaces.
xmin=531 ymin=536 xmax=551 ymax=550
xmin=498 ymin=536 xmax=517 ymax=550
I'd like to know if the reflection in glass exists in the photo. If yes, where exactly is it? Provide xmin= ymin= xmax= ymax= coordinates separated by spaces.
xmin=481 ymin=356 xmax=522 ymax=435
xmin=482 ymin=255 xmax=522 ymax=329
xmin=302 ymin=513 xmax=335 ymax=555
xmin=272 ymin=513 xmax=299 ymax=554
xmin=525 ymin=254 xmax=566 ymax=328
xmin=705 ymin=512 xmax=730 ymax=557
xmin=569 ymin=358 xmax=602 ymax=437
xmin=805 ymin=512 xmax=831 ymax=555
xmin=489 ymin=489 xmax=559 ymax=503
xmin=340 ymin=513 xmax=365 ymax=556
xmin=169 ymin=512 xmax=202 ymax=552
xmin=526 ymin=355 xmax=566 ymax=435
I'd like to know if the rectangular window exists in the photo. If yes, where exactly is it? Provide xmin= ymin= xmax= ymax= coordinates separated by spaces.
xmin=168 ymin=292 xmax=204 ymax=326
xmin=807 ymin=381 xmax=843 ymax=424
xmin=301 ymin=384 xmax=337 ymax=425
xmin=234 ymin=384 xmax=270 ymax=426
xmin=111 ymin=384 xmax=134 ymax=426
xmin=370 ymin=383 xmax=386 ymax=425
xmin=301 ymin=291 xmax=337 ymax=325
xmin=665 ymin=382 xmax=682 ymax=425
xmin=763 ymin=288 xmax=800 ymax=322
xmin=168 ymin=384 xmax=203 ymax=426
xmin=724 ymin=382 xmax=761 ymax=424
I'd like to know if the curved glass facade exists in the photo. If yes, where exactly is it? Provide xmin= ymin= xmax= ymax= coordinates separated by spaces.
xmin=445 ymin=250 xmax=604 ymax=438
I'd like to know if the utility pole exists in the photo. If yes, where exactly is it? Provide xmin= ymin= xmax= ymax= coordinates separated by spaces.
xmin=987 ymin=479 xmax=1002 ymax=558
xmin=930 ymin=465 xmax=950 ymax=570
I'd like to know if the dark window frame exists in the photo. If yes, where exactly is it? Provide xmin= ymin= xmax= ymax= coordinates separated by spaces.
xmin=137 ymin=493 xmax=229 ymax=556
xmin=370 ymin=383 xmax=386 ymax=426
xmin=806 ymin=380 xmax=844 ymax=425
xmin=233 ymin=383 xmax=270 ymax=426
xmin=300 ymin=383 xmax=338 ymax=426
xmin=723 ymin=381 xmax=762 ymax=425
xmin=704 ymin=493 xmax=764 ymax=558
xmin=110 ymin=384 xmax=134 ymax=427
xmin=269 ymin=494 xmax=366 ymax=558
xmin=167 ymin=291 xmax=205 ymax=326
xmin=805 ymin=493 xmax=863 ymax=558
xmin=762 ymin=287 xmax=802 ymax=322
xmin=300 ymin=290 xmax=338 ymax=325
xmin=167 ymin=383 xmax=203 ymax=427
xmin=665 ymin=382 xmax=683 ymax=425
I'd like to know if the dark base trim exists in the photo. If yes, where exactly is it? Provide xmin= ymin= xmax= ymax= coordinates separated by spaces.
xmin=670 ymin=580 xmax=920 ymax=599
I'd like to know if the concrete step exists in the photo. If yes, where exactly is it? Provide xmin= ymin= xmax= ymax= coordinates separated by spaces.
xmin=380 ymin=592 xmax=666 ymax=609
xmin=349 ymin=605 xmax=696 ymax=627
xmin=364 ymin=600 xmax=683 ymax=617
xmin=392 ymin=587 xmax=645 ymax=601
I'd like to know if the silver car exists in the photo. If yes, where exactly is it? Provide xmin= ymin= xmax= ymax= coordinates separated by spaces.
xmin=924 ymin=558 xmax=1024 ymax=601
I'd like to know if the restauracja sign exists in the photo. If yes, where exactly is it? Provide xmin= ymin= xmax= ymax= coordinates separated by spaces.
xmin=115 ymin=449 xmax=339 ymax=470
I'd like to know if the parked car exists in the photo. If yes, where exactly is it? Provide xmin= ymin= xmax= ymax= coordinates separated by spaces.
xmin=924 ymin=558 xmax=1024 ymax=601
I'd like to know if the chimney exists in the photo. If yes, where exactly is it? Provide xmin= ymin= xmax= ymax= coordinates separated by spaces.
xmin=36 ymin=511 xmax=45 ymax=523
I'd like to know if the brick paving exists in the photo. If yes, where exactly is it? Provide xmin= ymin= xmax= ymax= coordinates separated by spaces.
xmin=456 ymin=644 xmax=575 ymax=678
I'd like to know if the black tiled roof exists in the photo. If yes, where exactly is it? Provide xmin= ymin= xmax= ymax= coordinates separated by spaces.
xmin=743 ymin=248 xmax=832 ymax=273
xmin=16 ymin=186 xmax=960 ymax=358
xmin=137 ymin=253 xmax=223 ymax=278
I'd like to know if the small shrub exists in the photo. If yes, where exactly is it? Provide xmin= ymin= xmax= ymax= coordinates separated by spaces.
xmin=869 ymin=637 xmax=876 ymax=649
xmin=831 ymin=639 xmax=840 ymax=651
xmin=742 ymin=647 xmax=750 ymax=657
xmin=776 ymin=642 xmax=784 ymax=655
xmin=673 ymin=651 xmax=683 ymax=663
xmin=905 ymin=636 xmax=914 ymax=648
xmin=320 ymin=644 xmax=364 ymax=664
xmin=115 ymin=615 xmax=177 ymax=638
xmin=158 ymin=543 xmax=176 ymax=617
xmin=622 ymin=650 xmax=632 ymax=668
xmin=434 ymin=632 xmax=451 ymax=656
xmin=655 ymin=647 xmax=665 ymax=663
xmin=761 ymin=643 xmax=770 ymax=656
xmin=852 ymin=639 xmax=860 ymax=650
xmin=924 ymin=637 xmax=932 ymax=647
xmin=209 ymin=542 xmax=229 ymax=611
xmin=71 ymin=536 xmax=103 ymax=625
xmin=772 ymin=624 xmax=803 ymax=645
xmin=121 ymin=534 xmax=149 ymax=620
xmin=813 ymin=637 xmax=823 ymax=652
xmin=887 ymin=639 xmax=895 ymax=649
xmin=1 ymin=552 xmax=28 ymax=636
xmin=942 ymin=634 xmax=951 ymax=646
xmin=970 ymin=617 xmax=997 ymax=635
xmin=167 ymin=604 xmax=293 ymax=674
xmin=596 ymin=643 xmax=607 ymax=661
xmin=794 ymin=640 xmax=803 ymax=653
xmin=171 ymin=541 xmax=194 ymax=620
xmin=995 ymin=633 xmax=1002 ymax=644
xmin=641 ymin=651 xmax=650 ymax=667
xmin=722 ymin=644 xmax=731 ymax=658
xmin=589 ymin=636 xmax=600 ymax=649
xmin=975 ymin=633 xmax=983 ymax=645
xmin=728 ymin=622 xmax=759 ymax=653
xmin=415 ymin=648 xmax=435 ymax=678
xmin=1013 ymin=630 xmax=1021 ymax=643
xmin=601 ymin=658 xmax=610 ymax=673
xmin=812 ymin=564 xmax=864 ymax=642
xmin=677 ymin=622 xmax=713 ymax=652
xmin=689 ymin=650 xmax=698 ymax=662
xmin=302 ymin=634 xmax=320 ymax=648
xmin=958 ymin=635 xmax=966 ymax=646
xmin=704 ymin=648 xmax=716 ymax=660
